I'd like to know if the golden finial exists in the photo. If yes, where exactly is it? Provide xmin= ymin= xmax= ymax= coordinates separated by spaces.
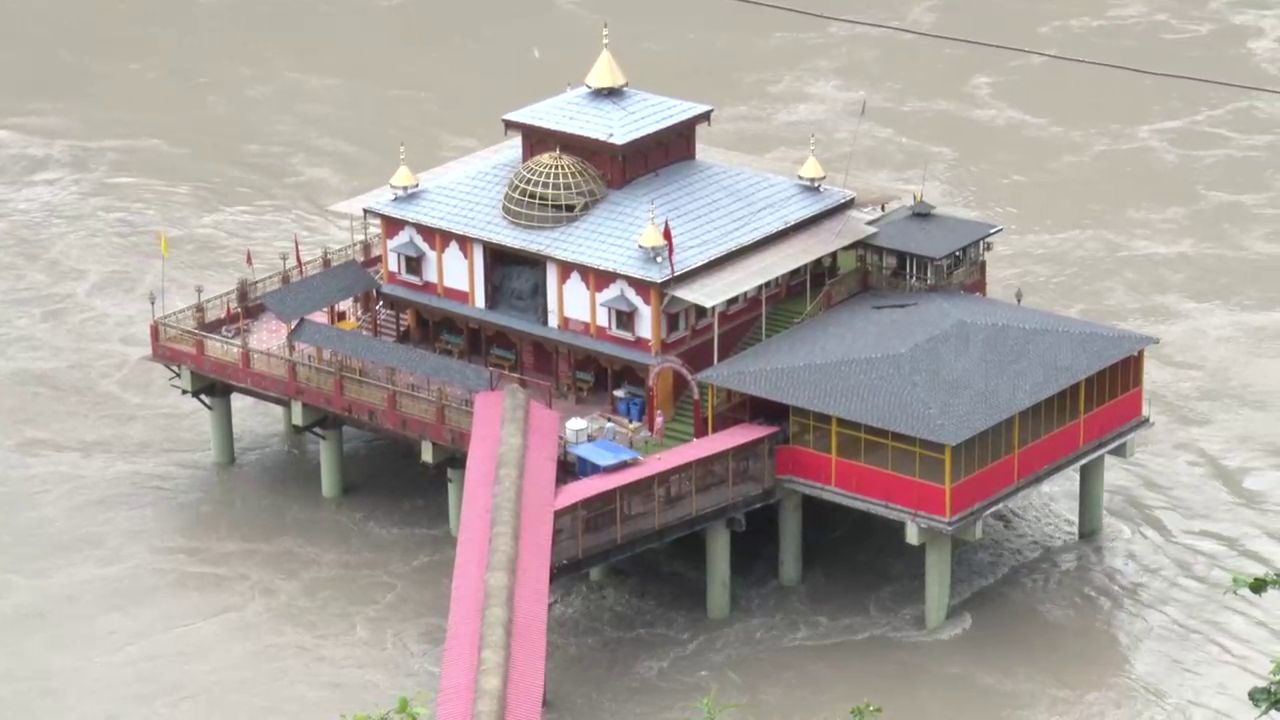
xmin=797 ymin=133 xmax=827 ymax=187
xmin=637 ymin=201 xmax=665 ymax=252
xmin=388 ymin=142 xmax=419 ymax=195
xmin=585 ymin=21 xmax=628 ymax=92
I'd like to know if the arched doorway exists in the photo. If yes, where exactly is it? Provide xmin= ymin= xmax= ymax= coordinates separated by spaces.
xmin=646 ymin=359 xmax=701 ymax=438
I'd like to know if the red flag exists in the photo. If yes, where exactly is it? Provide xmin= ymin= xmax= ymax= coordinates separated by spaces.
xmin=662 ymin=218 xmax=675 ymax=279
xmin=224 ymin=298 xmax=232 ymax=321
xmin=293 ymin=234 xmax=304 ymax=276
xmin=245 ymin=248 xmax=253 ymax=269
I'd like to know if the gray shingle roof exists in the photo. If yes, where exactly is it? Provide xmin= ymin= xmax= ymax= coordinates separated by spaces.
xmin=380 ymin=282 xmax=664 ymax=368
xmin=864 ymin=204 xmax=1002 ymax=260
xmin=501 ymin=87 xmax=713 ymax=146
xmin=261 ymin=260 xmax=379 ymax=323
xmin=366 ymin=141 xmax=854 ymax=281
xmin=696 ymin=291 xmax=1158 ymax=445
xmin=288 ymin=319 xmax=492 ymax=392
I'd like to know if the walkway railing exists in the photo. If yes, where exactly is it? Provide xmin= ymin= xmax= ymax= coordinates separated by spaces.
xmin=551 ymin=425 xmax=779 ymax=567
xmin=157 ymin=236 xmax=380 ymax=331
xmin=152 ymin=321 xmax=475 ymax=432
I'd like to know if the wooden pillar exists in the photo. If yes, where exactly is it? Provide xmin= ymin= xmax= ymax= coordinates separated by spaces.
xmin=712 ymin=306 xmax=720 ymax=364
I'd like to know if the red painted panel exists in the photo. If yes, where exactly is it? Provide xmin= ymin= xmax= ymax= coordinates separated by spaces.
xmin=1083 ymin=388 xmax=1143 ymax=447
xmin=1017 ymin=421 xmax=1081 ymax=481
xmin=775 ymin=446 xmax=946 ymax=518
xmin=950 ymin=455 xmax=1015 ymax=518
xmin=774 ymin=445 xmax=832 ymax=486
xmin=833 ymin=458 xmax=946 ymax=518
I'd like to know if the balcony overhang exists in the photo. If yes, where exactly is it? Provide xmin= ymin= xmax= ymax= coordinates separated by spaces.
xmin=670 ymin=210 xmax=875 ymax=308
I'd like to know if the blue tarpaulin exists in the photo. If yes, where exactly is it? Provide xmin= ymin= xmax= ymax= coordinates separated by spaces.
xmin=565 ymin=439 xmax=641 ymax=478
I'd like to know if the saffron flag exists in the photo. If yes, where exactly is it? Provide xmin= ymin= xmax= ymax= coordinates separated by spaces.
xmin=160 ymin=230 xmax=169 ymax=258
xmin=293 ymin=234 xmax=304 ymax=276
xmin=224 ymin=298 xmax=232 ymax=321
xmin=245 ymin=248 xmax=253 ymax=269
xmin=662 ymin=218 xmax=674 ymax=279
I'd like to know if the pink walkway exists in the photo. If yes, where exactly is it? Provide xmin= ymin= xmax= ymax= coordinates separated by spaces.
xmin=435 ymin=390 xmax=560 ymax=720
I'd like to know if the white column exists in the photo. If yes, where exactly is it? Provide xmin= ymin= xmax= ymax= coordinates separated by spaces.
xmin=712 ymin=306 xmax=720 ymax=364
xmin=446 ymin=463 xmax=465 ymax=537
xmin=209 ymin=391 xmax=235 ymax=465
xmin=778 ymin=490 xmax=802 ymax=587
xmin=705 ymin=519 xmax=731 ymax=620
xmin=924 ymin=533 xmax=952 ymax=631
xmin=1078 ymin=455 xmax=1105 ymax=539
xmin=319 ymin=422 xmax=344 ymax=499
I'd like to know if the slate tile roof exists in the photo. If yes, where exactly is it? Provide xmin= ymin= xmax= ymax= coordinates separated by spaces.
xmin=366 ymin=141 xmax=854 ymax=282
xmin=260 ymin=260 xmax=379 ymax=323
xmin=501 ymin=87 xmax=713 ymax=146
xmin=864 ymin=204 xmax=1002 ymax=260
xmin=696 ymin=291 xmax=1158 ymax=445
xmin=288 ymin=319 xmax=493 ymax=392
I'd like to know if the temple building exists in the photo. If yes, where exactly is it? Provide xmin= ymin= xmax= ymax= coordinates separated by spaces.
xmin=147 ymin=23 xmax=1156 ymax=635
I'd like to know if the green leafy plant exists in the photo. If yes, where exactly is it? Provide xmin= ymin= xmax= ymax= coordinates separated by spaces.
xmin=690 ymin=690 xmax=740 ymax=719
xmin=341 ymin=693 xmax=430 ymax=720
xmin=849 ymin=701 xmax=883 ymax=719
xmin=1230 ymin=572 xmax=1280 ymax=716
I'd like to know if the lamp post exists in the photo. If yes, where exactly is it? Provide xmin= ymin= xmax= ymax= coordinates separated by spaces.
xmin=279 ymin=251 xmax=289 ymax=274
xmin=194 ymin=284 xmax=204 ymax=304
xmin=148 ymin=290 xmax=156 ymax=319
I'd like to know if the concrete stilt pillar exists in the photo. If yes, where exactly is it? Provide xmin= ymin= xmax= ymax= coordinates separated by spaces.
xmin=705 ymin=520 xmax=732 ymax=620
xmin=319 ymin=422 xmax=344 ymax=499
xmin=1078 ymin=455 xmax=1106 ymax=539
xmin=588 ymin=564 xmax=609 ymax=582
xmin=208 ymin=391 xmax=235 ymax=465
xmin=282 ymin=403 xmax=294 ymax=434
xmin=445 ymin=463 xmax=465 ymax=537
xmin=778 ymin=489 xmax=803 ymax=587
xmin=924 ymin=533 xmax=953 ymax=631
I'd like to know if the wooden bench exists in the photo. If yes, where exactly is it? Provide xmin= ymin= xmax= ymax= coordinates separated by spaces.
xmin=435 ymin=331 xmax=464 ymax=357
xmin=488 ymin=346 xmax=516 ymax=373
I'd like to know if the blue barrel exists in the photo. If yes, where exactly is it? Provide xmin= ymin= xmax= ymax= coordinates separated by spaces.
xmin=614 ymin=395 xmax=630 ymax=416
xmin=628 ymin=397 xmax=645 ymax=423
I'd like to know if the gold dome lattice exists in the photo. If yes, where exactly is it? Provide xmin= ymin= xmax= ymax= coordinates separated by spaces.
xmin=501 ymin=150 xmax=608 ymax=228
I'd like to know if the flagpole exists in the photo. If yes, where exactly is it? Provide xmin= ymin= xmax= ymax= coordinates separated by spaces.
xmin=840 ymin=97 xmax=868 ymax=190
xmin=161 ymin=253 xmax=166 ymax=314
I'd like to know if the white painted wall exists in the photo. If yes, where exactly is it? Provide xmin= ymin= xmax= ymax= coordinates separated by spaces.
xmin=545 ymin=260 xmax=560 ymax=327
xmin=388 ymin=225 xmax=434 ymax=284
xmin=442 ymin=238 xmax=469 ymax=293
xmin=595 ymin=277 xmax=651 ymax=341
xmin=562 ymin=269 xmax=591 ymax=322
xmin=471 ymin=240 xmax=487 ymax=308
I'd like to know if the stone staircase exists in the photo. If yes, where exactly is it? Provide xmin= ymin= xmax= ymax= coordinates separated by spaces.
xmin=662 ymin=294 xmax=809 ymax=446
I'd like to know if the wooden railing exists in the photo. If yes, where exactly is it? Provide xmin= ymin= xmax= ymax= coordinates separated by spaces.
xmin=551 ymin=437 xmax=775 ymax=566
xmin=157 ymin=236 xmax=380 ymax=331
xmin=152 ymin=320 xmax=474 ymax=432
xmin=864 ymin=262 xmax=981 ymax=293
xmin=796 ymin=269 xmax=864 ymax=325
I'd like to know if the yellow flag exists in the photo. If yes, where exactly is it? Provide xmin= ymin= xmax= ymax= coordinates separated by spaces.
xmin=160 ymin=230 xmax=169 ymax=258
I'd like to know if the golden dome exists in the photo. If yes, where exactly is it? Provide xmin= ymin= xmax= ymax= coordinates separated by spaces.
xmin=797 ymin=134 xmax=827 ymax=186
xmin=388 ymin=143 xmax=419 ymax=193
xmin=501 ymin=150 xmax=608 ymax=228
xmin=584 ymin=22 xmax=628 ymax=92
xmin=637 ymin=203 xmax=665 ymax=251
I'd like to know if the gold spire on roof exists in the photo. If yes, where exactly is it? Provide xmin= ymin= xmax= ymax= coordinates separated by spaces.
xmin=637 ymin=202 xmax=665 ymax=252
xmin=388 ymin=143 xmax=419 ymax=194
xmin=584 ymin=22 xmax=628 ymax=92
xmin=797 ymin=134 xmax=827 ymax=187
